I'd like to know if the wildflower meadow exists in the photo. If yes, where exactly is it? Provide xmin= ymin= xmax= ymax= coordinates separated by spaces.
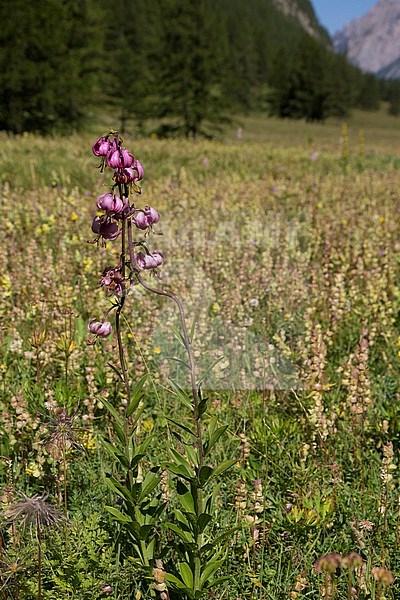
xmin=1 ymin=110 xmax=400 ymax=599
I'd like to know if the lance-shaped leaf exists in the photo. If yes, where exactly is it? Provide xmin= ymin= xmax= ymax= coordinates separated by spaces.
xmin=200 ymin=558 xmax=225 ymax=588
xmin=138 ymin=470 xmax=161 ymax=502
xmin=212 ymin=458 xmax=236 ymax=479
xmin=204 ymin=423 xmax=228 ymax=457
xmin=126 ymin=374 xmax=147 ymax=418
xmin=105 ymin=506 xmax=133 ymax=524
xmin=165 ymin=573 xmax=188 ymax=590
xmin=169 ymin=379 xmax=193 ymax=410
xmin=176 ymin=480 xmax=195 ymax=514
xmin=165 ymin=522 xmax=194 ymax=544
xmin=99 ymin=397 xmax=125 ymax=431
xmin=179 ymin=562 xmax=194 ymax=588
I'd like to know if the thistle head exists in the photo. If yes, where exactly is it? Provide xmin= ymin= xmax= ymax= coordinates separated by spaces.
xmin=341 ymin=552 xmax=364 ymax=569
xmin=372 ymin=567 xmax=394 ymax=586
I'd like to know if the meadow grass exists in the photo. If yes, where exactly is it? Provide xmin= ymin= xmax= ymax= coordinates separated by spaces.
xmin=1 ymin=109 xmax=400 ymax=598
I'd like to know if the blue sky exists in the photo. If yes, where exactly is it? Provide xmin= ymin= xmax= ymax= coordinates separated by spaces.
xmin=312 ymin=0 xmax=378 ymax=34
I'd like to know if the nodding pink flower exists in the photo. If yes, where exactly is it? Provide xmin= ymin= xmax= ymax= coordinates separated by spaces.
xmin=92 ymin=136 xmax=112 ymax=157
xmin=91 ymin=216 xmax=120 ymax=240
xmin=114 ymin=159 xmax=145 ymax=184
xmin=133 ymin=206 xmax=159 ymax=230
xmin=100 ymin=221 xmax=120 ymax=240
xmin=107 ymin=147 xmax=134 ymax=169
xmin=88 ymin=319 xmax=112 ymax=337
xmin=99 ymin=266 xmax=125 ymax=294
xmin=133 ymin=159 xmax=144 ymax=181
xmin=91 ymin=216 xmax=102 ymax=234
xmin=133 ymin=211 xmax=150 ymax=230
xmin=96 ymin=193 xmax=126 ymax=214
xmin=136 ymin=251 xmax=163 ymax=270
xmin=144 ymin=205 xmax=160 ymax=225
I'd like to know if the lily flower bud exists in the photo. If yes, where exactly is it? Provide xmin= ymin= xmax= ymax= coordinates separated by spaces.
xmin=107 ymin=147 xmax=134 ymax=169
xmin=96 ymin=193 xmax=126 ymax=214
xmin=92 ymin=136 xmax=112 ymax=157
xmin=144 ymin=205 xmax=160 ymax=225
xmin=88 ymin=319 xmax=112 ymax=337
xmin=133 ymin=211 xmax=150 ymax=230
xmin=136 ymin=251 xmax=163 ymax=270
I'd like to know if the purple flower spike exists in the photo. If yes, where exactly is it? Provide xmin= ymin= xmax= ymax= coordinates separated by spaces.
xmin=136 ymin=251 xmax=163 ymax=270
xmin=107 ymin=147 xmax=134 ymax=169
xmin=144 ymin=205 xmax=160 ymax=225
xmin=88 ymin=319 xmax=112 ymax=337
xmin=133 ymin=211 xmax=150 ymax=230
xmin=96 ymin=193 xmax=126 ymax=214
xmin=92 ymin=136 xmax=112 ymax=157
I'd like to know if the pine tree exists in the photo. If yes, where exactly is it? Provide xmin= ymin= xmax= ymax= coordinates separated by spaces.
xmin=356 ymin=73 xmax=381 ymax=111
xmin=146 ymin=0 xmax=228 ymax=138
xmin=0 ymin=0 xmax=102 ymax=133
xmin=324 ymin=54 xmax=355 ymax=118
xmin=385 ymin=81 xmax=400 ymax=116
xmin=277 ymin=36 xmax=328 ymax=121
xmin=97 ymin=0 xmax=160 ymax=133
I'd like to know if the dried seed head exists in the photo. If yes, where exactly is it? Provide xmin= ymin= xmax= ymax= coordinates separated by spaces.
xmin=44 ymin=407 xmax=82 ymax=460
xmin=314 ymin=552 xmax=342 ymax=573
xmin=372 ymin=567 xmax=394 ymax=585
xmin=341 ymin=552 xmax=364 ymax=569
xmin=3 ymin=493 xmax=65 ymax=528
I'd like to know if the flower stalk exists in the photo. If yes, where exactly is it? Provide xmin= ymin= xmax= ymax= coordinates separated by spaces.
xmin=89 ymin=131 xmax=233 ymax=598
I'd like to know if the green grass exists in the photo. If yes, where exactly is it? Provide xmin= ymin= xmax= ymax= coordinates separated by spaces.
xmin=1 ymin=109 xmax=400 ymax=598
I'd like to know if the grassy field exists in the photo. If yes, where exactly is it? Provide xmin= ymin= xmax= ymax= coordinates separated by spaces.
xmin=1 ymin=108 xmax=400 ymax=599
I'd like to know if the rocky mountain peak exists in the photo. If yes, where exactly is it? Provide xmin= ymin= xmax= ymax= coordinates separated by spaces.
xmin=333 ymin=0 xmax=400 ymax=77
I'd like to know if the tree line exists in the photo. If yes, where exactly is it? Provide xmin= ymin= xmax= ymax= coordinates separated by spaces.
xmin=0 ymin=0 xmax=396 ymax=136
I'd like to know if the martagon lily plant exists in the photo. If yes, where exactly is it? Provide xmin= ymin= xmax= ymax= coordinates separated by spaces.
xmin=87 ymin=131 xmax=235 ymax=599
